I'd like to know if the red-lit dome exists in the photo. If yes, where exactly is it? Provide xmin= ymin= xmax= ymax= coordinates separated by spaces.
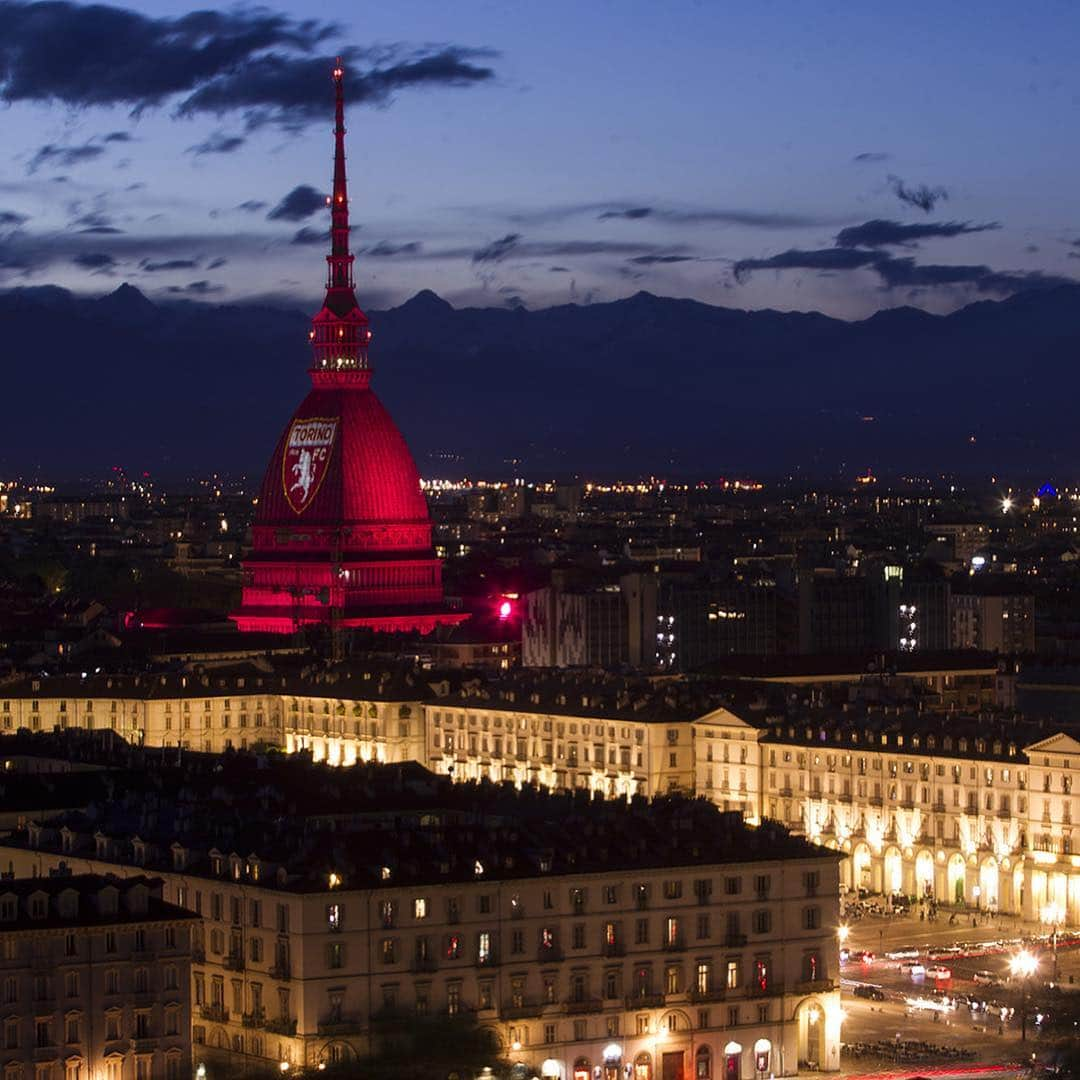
xmin=254 ymin=386 xmax=429 ymax=531
xmin=231 ymin=63 xmax=464 ymax=636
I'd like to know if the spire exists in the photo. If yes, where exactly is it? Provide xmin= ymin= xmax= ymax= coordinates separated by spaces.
xmin=328 ymin=59 xmax=352 ymax=294
xmin=310 ymin=59 xmax=371 ymax=386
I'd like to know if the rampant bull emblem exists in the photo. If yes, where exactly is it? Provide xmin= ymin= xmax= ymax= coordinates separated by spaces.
xmin=282 ymin=416 xmax=338 ymax=514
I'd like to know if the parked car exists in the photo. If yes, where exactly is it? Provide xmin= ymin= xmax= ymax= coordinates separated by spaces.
xmin=973 ymin=970 xmax=1000 ymax=986
xmin=902 ymin=961 xmax=927 ymax=977
xmin=853 ymin=983 xmax=886 ymax=1001
xmin=926 ymin=965 xmax=952 ymax=980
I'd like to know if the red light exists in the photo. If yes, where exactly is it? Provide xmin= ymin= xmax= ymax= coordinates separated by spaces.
xmin=498 ymin=600 xmax=512 ymax=620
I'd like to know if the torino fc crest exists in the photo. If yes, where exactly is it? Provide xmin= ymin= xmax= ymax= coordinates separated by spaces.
xmin=282 ymin=417 xmax=338 ymax=514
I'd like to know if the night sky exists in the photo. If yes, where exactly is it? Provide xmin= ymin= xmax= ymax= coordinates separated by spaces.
xmin=2 ymin=0 xmax=1079 ymax=319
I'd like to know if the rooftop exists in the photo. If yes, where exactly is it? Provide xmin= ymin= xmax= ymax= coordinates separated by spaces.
xmin=7 ymin=750 xmax=835 ymax=893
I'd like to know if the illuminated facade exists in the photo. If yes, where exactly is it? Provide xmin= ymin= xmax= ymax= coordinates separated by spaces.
xmin=2 ymin=808 xmax=841 ymax=1078
xmin=232 ymin=65 xmax=464 ymax=635
xmin=754 ymin=722 xmax=1080 ymax=929
xmin=8 ymin=673 xmax=1080 ymax=929
xmin=0 ymin=874 xmax=194 ymax=1080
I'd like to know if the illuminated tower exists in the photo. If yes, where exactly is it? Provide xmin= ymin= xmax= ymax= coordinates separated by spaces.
xmin=232 ymin=63 xmax=466 ymax=635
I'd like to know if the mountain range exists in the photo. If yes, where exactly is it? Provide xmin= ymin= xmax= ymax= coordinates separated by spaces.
xmin=3 ymin=282 xmax=1080 ymax=482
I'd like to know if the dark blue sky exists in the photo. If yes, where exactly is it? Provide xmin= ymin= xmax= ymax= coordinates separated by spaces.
xmin=2 ymin=0 xmax=1078 ymax=318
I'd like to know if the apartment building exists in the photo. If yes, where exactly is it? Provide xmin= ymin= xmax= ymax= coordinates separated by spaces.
xmin=755 ymin=713 xmax=1080 ymax=928
xmin=8 ymin=663 xmax=1080 ymax=930
xmin=0 ymin=874 xmax=195 ymax=1080
xmin=0 ymin=757 xmax=841 ymax=1079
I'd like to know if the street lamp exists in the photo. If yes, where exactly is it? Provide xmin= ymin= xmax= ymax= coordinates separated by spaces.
xmin=1009 ymin=950 xmax=1038 ymax=1042
xmin=837 ymin=925 xmax=850 ymax=945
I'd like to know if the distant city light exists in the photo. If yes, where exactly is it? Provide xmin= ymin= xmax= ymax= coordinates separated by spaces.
xmin=1001 ymin=496 xmax=1014 ymax=513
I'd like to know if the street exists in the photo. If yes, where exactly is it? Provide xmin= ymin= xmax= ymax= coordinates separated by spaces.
xmin=836 ymin=907 xmax=1080 ymax=1074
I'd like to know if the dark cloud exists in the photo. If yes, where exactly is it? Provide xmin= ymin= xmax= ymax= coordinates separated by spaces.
xmin=874 ymin=258 xmax=1070 ymax=293
xmin=628 ymin=254 xmax=696 ymax=265
xmin=599 ymin=207 xmax=652 ymax=221
xmin=1025 ymin=244 xmax=1039 ymax=254
xmin=835 ymin=219 xmax=998 ymax=249
xmin=28 ymin=142 xmax=106 ymax=172
xmin=734 ymin=244 xmax=1072 ymax=296
xmin=165 ymin=279 xmax=223 ymax=295
xmin=890 ymin=176 xmax=949 ymax=214
xmin=187 ymin=132 xmax=245 ymax=156
xmin=469 ymin=233 xmax=685 ymax=265
xmin=268 ymin=184 xmax=326 ymax=222
xmin=140 ymin=258 xmax=199 ymax=272
xmin=102 ymin=131 xmax=133 ymax=143
xmin=179 ymin=47 xmax=498 ymax=129
xmin=503 ymin=294 xmax=526 ymax=309
xmin=364 ymin=240 xmax=421 ymax=257
xmin=0 ymin=211 xmax=28 ymax=227
xmin=733 ymin=248 xmax=879 ymax=281
xmin=853 ymin=152 xmax=890 ymax=163
xmin=548 ymin=265 xmax=570 ymax=272
xmin=472 ymin=233 xmax=521 ymax=263
xmin=70 ymin=211 xmax=125 ymax=235
xmin=236 ymin=200 xmax=267 ymax=213
xmin=511 ymin=202 xmax=831 ymax=229
xmin=0 ymin=2 xmax=496 ymax=129
xmin=206 ymin=256 xmax=228 ymax=269
xmin=72 ymin=252 xmax=116 ymax=272
xmin=291 ymin=226 xmax=325 ymax=245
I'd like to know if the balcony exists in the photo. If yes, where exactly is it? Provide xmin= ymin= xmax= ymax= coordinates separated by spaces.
xmin=625 ymin=992 xmax=665 ymax=1010
xmin=500 ymin=1001 xmax=546 ymax=1020
xmin=33 ymin=1046 xmax=59 ymax=1062
xmin=748 ymin=982 xmax=784 ymax=998
xmin=663 ymin=938 xmax=686 ymax=952
xmin=411 ymin=957 xmax=438 ymax=974
xmin=537 ymin=946 xmax=563 ymax=963
xmin=242 ymin=1010 xmax=266 ymax=1029
xmin=270 ymin=963 xmax=291 ymax=981
xmin=794 ymin=977 xmax=835 ymax=994
xmin=563 ymin=998 xmax=603 ymax=1015
xmin=868 ymin=796 xmax=883 ymax=807
xmin=200 ymin=1004 xmax=229 ymax=1023
xmin=602 ymin=942 xmax=625 ymax=958
xmin=191 ymin=946 xmax=206 ymax=964
xmin=724 ymin=933 xmax=748 ymax=948
xmin=264 ymin=1018 xmax=297 ymax=1037
xmin=318 ymin=1016 xmax=365 ymax=1036
xmin=689 ymin=988 xmax=727 ymax=1004
xmin=223 ymin=953 xmax=245 ymax=972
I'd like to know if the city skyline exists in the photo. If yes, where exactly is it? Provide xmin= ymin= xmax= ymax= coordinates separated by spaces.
xmin=0 ymin=0 xmax=1078 ymax=319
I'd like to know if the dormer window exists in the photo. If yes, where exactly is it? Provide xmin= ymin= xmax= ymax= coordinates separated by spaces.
xmin=30 ymin=894 xmax=47 ymax=919
xmin=172 ymin=846 xmax=187 ymax=872
xmin=0 ymin=896 xmax=15 ymax=920
xmin=210 ymin=854 xmax=223 ymax=876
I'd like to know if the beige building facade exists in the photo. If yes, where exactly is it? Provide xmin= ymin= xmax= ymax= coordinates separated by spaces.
xmin=0 ymin=831 xmax=840 ymax=1080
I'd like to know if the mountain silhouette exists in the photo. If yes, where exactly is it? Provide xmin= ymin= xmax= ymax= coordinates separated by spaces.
xmin=5 ymin=282 xmax=1080 ymax=482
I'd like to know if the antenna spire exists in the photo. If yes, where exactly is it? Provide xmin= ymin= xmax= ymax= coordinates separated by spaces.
xmin=309 ymin=59 xmax=371 ymax=385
